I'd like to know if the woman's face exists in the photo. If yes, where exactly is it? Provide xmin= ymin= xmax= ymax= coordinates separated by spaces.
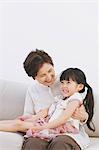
xmin=35 ymin=63 xmax=56 ymax=86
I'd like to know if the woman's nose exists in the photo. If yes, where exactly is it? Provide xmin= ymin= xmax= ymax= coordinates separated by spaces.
xmin=46 ymin=74 xmax=51 ymax=81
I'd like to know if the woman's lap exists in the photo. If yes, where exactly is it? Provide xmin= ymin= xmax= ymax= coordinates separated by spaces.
xmin=21 ymin=135 xmax=81 ymax=150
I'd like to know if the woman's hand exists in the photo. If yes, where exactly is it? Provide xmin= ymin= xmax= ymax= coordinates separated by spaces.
xmin=72 ymin=104 xmax=88 ymax=123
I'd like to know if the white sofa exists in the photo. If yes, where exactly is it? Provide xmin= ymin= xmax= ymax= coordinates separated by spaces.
xmin=0 ymin=79 xmax=99 ymax=150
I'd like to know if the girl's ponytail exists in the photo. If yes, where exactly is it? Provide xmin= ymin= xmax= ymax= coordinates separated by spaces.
xmin=83 ymin=83 xmax=95 ymax=131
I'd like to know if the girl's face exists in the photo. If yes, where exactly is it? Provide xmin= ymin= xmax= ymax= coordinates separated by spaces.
xmin=35 ymin=63 xmax=56 ymax=86
xmin=60 ymin=79 xmax=83 ymax=98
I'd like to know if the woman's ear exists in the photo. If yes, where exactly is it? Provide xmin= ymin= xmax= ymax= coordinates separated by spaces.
xmin=78 ymin=84 xmax=84 ymax=91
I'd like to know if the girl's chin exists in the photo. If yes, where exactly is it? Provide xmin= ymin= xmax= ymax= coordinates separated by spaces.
xmin=61 ymin=91 xmax=69 ymax=97
xmin=62 ymin=93 xmax=68 ymax=97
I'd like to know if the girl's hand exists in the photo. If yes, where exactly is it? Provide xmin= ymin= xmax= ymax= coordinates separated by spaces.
xmin=31 ymin=125 xmax=42 ymax=132
xmin=18 ymin=115 xmax=32 ymax=121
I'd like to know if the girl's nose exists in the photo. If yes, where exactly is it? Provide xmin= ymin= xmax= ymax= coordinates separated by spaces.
xmin=62 ymin=84 xmax=67 ymax=88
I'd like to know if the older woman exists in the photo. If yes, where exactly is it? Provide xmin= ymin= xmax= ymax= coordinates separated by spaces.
xmin=22 ymin=49 xmax=88 ymax=150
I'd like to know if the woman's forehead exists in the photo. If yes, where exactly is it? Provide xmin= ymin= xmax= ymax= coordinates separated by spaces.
xmin=37 ymin=63 xmax=54 ymax=75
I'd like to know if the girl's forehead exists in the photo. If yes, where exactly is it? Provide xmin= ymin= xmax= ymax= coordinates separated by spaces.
xmin=61 ymin=79 xmax=75 ymax=82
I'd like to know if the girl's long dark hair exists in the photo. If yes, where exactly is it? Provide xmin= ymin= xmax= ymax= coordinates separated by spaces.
xmin=60 ymin=68 xmax=95 ymax=131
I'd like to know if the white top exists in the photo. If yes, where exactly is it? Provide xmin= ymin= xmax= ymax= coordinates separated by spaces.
xmin=23 ymin=77 xmax=90 ymax=149
xmin=48 ymin=92 xmax=83 ymax=130
xmin=23 ymin=76 xmax=61 ymax=115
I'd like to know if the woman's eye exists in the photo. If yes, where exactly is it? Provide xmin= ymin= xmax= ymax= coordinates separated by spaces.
xmin=40 ymin=74 xmax=45 ymax=77
xmin=48 ymin=69 xmax=52 ymax=73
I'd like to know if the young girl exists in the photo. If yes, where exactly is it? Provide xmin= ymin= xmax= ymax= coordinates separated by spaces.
xmin=0 ymin=68 xmax=94 ymax=149
xmin=24 ymin=68 xmax=95 ymax=149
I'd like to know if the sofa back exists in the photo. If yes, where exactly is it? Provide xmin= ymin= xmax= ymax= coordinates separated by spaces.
xmin=0 ymin=79 xmax=27 ymax=120
xmin=0 ymin=79 xmax=99 ymax=137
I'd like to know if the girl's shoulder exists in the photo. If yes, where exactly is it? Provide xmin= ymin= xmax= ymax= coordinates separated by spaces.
xmin=67 ymin=92 xmax=83 ymax=103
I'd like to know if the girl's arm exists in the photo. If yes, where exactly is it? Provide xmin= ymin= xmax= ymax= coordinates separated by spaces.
xmin=32 ymin=100 xmax=80 ymax=131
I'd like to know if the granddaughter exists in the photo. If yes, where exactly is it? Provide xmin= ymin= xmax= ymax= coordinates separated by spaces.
xmin=20 ymin=68 xmax=95 ymax=148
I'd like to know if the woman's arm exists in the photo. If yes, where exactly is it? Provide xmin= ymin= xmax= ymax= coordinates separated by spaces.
xmin=32 ymin=100 xmax=80 ymax=131
xmin=72 ymin=104 xmax=88 ymax=123
xmin=19 ymin=108 xmax=49 ymax=122
xmin=31 ymin=108 xmax=49 ymax=121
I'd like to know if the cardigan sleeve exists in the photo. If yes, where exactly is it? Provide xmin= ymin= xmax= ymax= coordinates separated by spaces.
xmin=23 ymin=87 xmax=35 ymax=115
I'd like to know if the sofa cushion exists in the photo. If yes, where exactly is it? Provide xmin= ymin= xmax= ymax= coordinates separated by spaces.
xmin=0 ymin=79 xmax=27 ymax=120
xmin=86 ymin=138 xmax=99 ymax=150
xmin=0 ymin=132 xmax=24 ymax=150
